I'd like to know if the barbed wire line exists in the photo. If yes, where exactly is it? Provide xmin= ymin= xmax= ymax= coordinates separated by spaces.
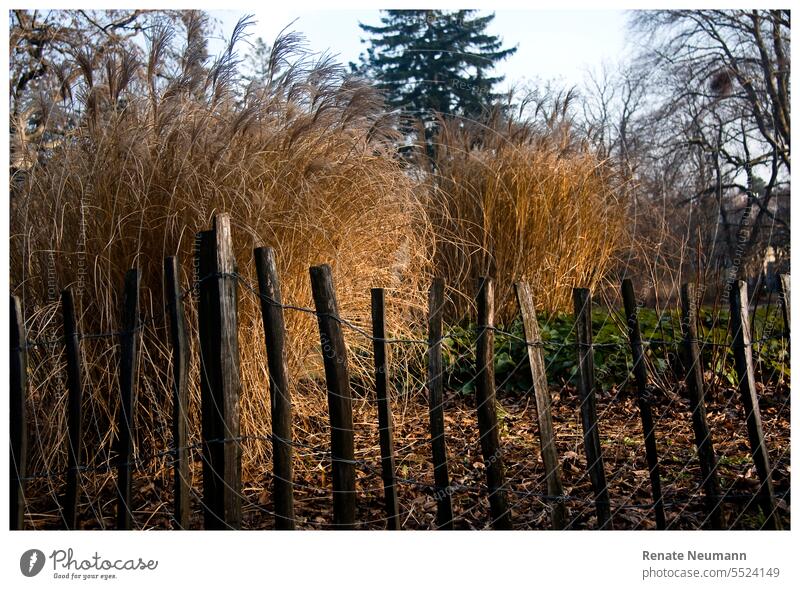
xmin=15 ymin=270 xmax=787 ymax=353
xmin=234 ymin=271 xmax=460 ymax=347
xmin=235 ymin=271 xmax=787 ymax=351
xmin=13 ymin=275 xmax=202 ymax=351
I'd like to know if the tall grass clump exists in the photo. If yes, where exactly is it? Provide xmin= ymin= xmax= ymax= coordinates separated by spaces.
xmin=10 ymin=15 xmax=433 ymax=486
xmin=426 ymin=111 xmax=629 ymax=322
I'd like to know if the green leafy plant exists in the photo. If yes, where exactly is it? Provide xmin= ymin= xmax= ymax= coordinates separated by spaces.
xmin=440 ymin=304 xmax=788 ymax=396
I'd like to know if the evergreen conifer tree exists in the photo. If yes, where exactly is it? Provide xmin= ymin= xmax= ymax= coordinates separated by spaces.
xmin=355 ymin=10 xmax=516 ymax=125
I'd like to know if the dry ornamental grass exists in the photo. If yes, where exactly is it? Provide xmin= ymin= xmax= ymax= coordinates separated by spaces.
xmin=11 ymin=18 xmax=433 ymax=488
xmin=427 ymin=113 xmax=628 ymax=322
xmin=10 ymin=14 xmax=631 ymax=527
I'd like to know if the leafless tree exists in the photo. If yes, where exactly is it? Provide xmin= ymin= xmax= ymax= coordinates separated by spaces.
xmin=627 ymin=10 xmax=790 ymax=283
xmin=9 ymin=10 xmax=187 ymax=174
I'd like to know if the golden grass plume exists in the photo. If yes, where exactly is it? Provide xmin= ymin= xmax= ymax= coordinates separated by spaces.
xmin=426 ymin=111 xmax=629 ymax=321
xmin=10 ymin=16 xmax=433 ymax=482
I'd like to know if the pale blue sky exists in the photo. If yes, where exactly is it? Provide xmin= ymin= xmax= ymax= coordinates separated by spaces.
xmin=209 ymin=9 xmax=633 ymax=90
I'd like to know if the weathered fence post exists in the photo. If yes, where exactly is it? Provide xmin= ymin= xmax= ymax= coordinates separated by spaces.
xmin=61 ymin=287 xmax=83 ymax=530
xmin=10 ymin=296 xmax=27 ymax=530
xmin=255 ymin=247 xmax=295 ymax=530
xmin=427 ymin=278 xmax=454 ymax=529
xmin=371 ymin=288 xmax=401 ymax=530
xmin=514 ymin=281 xmax=567 ymax=530
xmin=620 ymin=279 xmax=666 ymax=530
xmin=475 ymin=277 xmax=511 ymax=530
xmin=778 ymin=274 xmax=790 ymax=344
xmin=573 ymin=288 xmax=612 ymax=529
xmin=680 ymin=283 xmax=724 ymax=529
xmin=116 ymin=269 xmax=140 ymax=530
xmin=196 ymin=215 xmax=242 ymax=530
xmin=730 ymin=280 xmax=781 ymax=530
xmin=165 ymin=256 xmax=191 ymax=529
xmin=310 ymin=264 xmax=356 ymax=529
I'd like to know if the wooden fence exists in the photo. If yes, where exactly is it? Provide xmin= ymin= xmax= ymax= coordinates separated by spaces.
xmin=9 ymin=214 xmax=790 ymax=531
